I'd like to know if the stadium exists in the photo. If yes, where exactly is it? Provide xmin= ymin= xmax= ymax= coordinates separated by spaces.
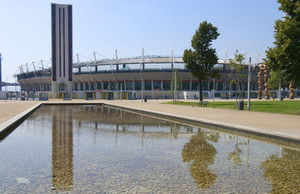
xmin=14 ymin=50 xmax=273 ymax=100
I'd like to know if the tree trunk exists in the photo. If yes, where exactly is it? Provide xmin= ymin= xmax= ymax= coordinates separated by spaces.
xmin=199 ymin=79 xmax=203 ymax=102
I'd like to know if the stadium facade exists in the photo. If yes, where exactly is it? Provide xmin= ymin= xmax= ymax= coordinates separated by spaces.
xmin=15 ymin=55 xmax=269 ymax=100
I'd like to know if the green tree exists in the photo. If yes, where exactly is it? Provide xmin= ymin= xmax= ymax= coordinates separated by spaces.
xmin=268 ymin=70 xmax=289 ymax=99
xmin=268 ymin=70 xmax=282 ymax=90
xmin=265 ymin=0 xmax=300 ymax=82
xmin=183 ymin=21 xmax=221 ymax=102
xmin=228 ymin=50 xmax=246 ymax=101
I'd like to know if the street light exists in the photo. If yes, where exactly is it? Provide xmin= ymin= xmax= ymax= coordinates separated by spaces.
xmin=120 ymin=83 xmax=122 ymax=101
xmin=174 ymin=70 xmax=177 ymax=104
xmin=213 ymin=79 xmax=215 ymax=102
xmin=247 ymin=57 xmax=251 ymax=110
xmin=5 ymin=77 xmax=8 ymax=102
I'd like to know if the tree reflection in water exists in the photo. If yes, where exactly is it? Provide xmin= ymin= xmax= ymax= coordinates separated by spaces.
xmin=227 ymin=136 xmax=249 ymax=168
xmin=261 ymin=148 xmax=300 ymax=193
xmin=182 ymin=129 xmax=220 ymax=189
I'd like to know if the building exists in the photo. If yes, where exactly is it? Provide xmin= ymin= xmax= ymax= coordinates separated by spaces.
xmin=15 ymin=54 xmax=265 ymax=100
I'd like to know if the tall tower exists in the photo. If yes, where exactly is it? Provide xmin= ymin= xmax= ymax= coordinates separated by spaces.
xmin=51 ymin=3 xmax=73 ymax=98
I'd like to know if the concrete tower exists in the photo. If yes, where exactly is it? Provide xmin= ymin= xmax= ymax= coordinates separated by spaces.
xmin=51 ymin=3 xmax=73 ymax=98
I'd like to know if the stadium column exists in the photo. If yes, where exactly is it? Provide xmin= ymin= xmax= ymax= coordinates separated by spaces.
xmin=151 ymin=80 xmax=154 ymax=91
xmin=132 ymin=80 xmax=135 ymax=90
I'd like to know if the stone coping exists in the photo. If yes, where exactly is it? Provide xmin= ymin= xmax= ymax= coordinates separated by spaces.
xmin=0 ymin=103 xmax=42 ymax=140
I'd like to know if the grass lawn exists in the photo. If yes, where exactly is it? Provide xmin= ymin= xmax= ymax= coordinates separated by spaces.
xmin=166 ymin=100 xmax=300 ymax=115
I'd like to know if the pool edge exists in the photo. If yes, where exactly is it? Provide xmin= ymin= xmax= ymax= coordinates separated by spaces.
xmin=0 ymin=103 xmax=42 ymax=140
xmin=104 ymin=103 xmax=300 ymax=144
xmin=1 ymin=101 xmax=299 ymax=144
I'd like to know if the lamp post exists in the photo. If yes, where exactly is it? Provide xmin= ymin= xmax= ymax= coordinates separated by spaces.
xmin=141 ymin=78 xmax=144 ymax=102
xmin=5 ymin=77 xmax=8 ymax=102
xmin=120 ymin=83 xmax=122 ymax=101
xmin=174 ymin=70 xmax=177 ymax=104
xmin=15 ymin=79 xmax=17 ymax=100
xmin=213 ymin=79 xmax=215 ymax=102
xmin=4 ymin=81 xmax=6 ymax=102
xmin=247 ymin=57 xmax=251 ymax=111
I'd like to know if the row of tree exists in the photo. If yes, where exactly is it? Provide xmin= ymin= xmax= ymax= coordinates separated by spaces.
xmin=182 ymin=0 xmax=300 ymax=102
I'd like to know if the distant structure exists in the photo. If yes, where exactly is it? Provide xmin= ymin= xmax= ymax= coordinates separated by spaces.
xmin=0 ymin=53 xmax=2 ymax=91
xmin=51 ymin=3 xmax=73 ymax=98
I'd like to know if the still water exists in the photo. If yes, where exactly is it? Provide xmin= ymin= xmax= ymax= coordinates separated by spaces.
xmin=0 ymin=105 xmax=299 ymax=193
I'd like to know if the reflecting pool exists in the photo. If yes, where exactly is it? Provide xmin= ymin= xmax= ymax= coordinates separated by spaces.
xmin=0 ymin=105 xmax=299 ymax=193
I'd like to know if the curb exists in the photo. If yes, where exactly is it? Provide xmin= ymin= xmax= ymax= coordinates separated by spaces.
xmin=0 ymin=103 xmax=42 ymax=140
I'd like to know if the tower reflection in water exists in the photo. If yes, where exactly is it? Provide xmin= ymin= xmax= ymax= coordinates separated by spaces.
xmin=51 ymin=106 xmax=73 ymax=192
xmin=48 ymin=105 xmax=200 ymax=192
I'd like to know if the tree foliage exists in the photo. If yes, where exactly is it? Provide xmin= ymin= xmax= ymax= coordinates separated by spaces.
xmin=183 ymin=21 xmax=220 ymax=101
xmin=268 ymin=70 xmax=291 ymax=99
xmin=265 ymin=0 xmax=300 ymax=82
xmin=268 ymin=70 xmax=288 ymax=90
xmin=229 ymin=50 xmax=245 ymax=73
xmin=229 ymin=50 xmax=246 ymax=100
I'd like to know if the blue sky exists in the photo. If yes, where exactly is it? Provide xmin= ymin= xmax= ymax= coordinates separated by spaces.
xmin=0 ymin=0 xmax=282 ymax=82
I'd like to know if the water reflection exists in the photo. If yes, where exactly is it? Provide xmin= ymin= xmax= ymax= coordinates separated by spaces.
xmin=51 ymin=106 xmax=73 ymax=192
xmin=261 ymin=148 xmax=300 ymax=193
xmin=227 ymin=136 xmax=250 ymax=168
xmin=48 ymin=105 xmax=194 ymax=192
xmin=71 ymin=105 xmax=194 ymax=141
xmin=182 ymin=129 xmax=220 ymax=189
xmin=2 ymin=105 xmax=300 ymax=193
xmin=170 ymin=123 xmax=193 ymax=139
